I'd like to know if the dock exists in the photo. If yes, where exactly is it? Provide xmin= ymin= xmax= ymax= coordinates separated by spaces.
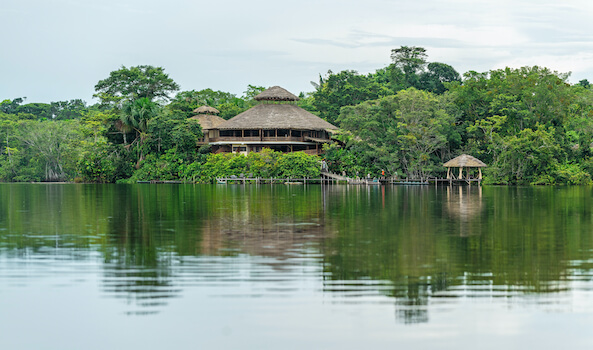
xmin=213 ymin=172 xmax=482 ymax=186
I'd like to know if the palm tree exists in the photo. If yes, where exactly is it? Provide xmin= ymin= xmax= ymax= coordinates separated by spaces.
xmin=120 ymin=97 xmax=158 ymax=167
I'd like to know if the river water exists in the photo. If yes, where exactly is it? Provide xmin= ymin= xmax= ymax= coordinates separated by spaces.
xmin=1 ymin=184 xmax=592 ymax=349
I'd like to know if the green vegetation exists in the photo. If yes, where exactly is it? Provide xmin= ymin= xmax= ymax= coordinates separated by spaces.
xmin=1 ymin=48 xmax=593 ymax=185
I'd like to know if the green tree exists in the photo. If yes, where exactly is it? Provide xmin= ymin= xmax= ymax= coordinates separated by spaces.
xmin=18 ymin=120 xmax=81 ymax=181
xmin=242 ymin=85 xmax=266 ymax=101
xmin=0 ymin=97 xmax=26 ymax=114
xmin=312 ymin=70 xmax=392 ymax=125
xmin=94 ymin=65 xmax=180 ymax=107
xmin=488 ymin=125 xmax=563 ymax=184
xmin=390 ymin=46 xmax=428 ymax=88
xmin=338 ymin=88 xmax=456 ymax=178
xmin=121 ymin=97 xmax=159 ymax=167
xmin=450 ymin=66 xmax=572 ymax=133
xmin=50 ymin=99 xmax=88 ymax=120
xmin=419 ymin=62 xmax=461 ymax=94
xmin=168 ymin=89 xmax=248 ymax=120
xmin=578 ymin=79 xmax=590 ymax=89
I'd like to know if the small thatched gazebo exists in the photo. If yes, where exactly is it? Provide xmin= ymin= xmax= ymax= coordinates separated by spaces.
xmin=193 ymin=105 xmax=221 ymax=115
xmin=190 ymin=105 xmax=226 ymax=144
xmin=443 ymin=154 xmax=487 ymax=180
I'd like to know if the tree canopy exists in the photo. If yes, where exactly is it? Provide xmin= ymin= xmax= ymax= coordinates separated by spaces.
xmin=1 ymin=52 xmax=593 ymax=185
xmin=94 ymin=65 xmax=180 ymax=107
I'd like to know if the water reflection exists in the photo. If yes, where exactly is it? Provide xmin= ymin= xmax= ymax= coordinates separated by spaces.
xmin=444 ymin=185 xmax=484 ymax=237
xmin=1 ymin=184 xmax=593 ymax=324
xmin=320 ymin=185 xmax=593 ymax=324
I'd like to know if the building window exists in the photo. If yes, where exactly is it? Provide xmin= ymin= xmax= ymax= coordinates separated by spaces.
xmin=244 ymin=129 xmax=259 ymax=137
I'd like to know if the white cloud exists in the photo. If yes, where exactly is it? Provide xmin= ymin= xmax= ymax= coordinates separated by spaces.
xmin=1 ymin=0 xmax=593 ymax=102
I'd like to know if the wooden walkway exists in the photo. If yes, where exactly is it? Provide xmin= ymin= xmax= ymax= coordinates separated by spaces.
xmin=214 ymin=172 xmax=482 ymax=186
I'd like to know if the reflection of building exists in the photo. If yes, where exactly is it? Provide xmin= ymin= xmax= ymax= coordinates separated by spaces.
xmin=208 ymin=86 xmax=338 ymax=155
xmin=445 ymin=185 xmax=484 ymax=236
xmin=199 ymin=214 xmax=330 ymax=258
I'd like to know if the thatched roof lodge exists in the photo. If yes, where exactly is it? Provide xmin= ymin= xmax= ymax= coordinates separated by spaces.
xmin=443 ymin=154 xmax=487 ymax=179
xmin=189 ymin=106 xmax=226 ymax=144
xmin=209 ymin=86 xmax=338 ymax=155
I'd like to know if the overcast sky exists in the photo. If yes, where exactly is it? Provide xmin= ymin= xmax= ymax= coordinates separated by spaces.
xmin=1 ymin=0 xmax=593 ymax=104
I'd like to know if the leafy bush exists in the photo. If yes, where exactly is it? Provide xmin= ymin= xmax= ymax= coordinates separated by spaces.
xmin=554 ymin=163 xmax=592 ymax=185
xmin=180 ymin=150 xmax=321 ymax=183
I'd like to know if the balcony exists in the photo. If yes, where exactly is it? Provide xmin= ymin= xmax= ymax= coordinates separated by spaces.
xmin=209 ymin=136 xmax=320 ymax=143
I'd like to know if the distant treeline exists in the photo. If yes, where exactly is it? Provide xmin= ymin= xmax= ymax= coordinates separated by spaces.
xmin=1 ymin=47 xmax=592 ymax=184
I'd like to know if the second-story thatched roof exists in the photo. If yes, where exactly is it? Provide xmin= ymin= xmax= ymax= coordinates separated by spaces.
xmin=217 ymin=104 xmax=337 ymax=131
xmin=190 ymin=114 xmax=227 ymax=130
xmin=443 ymin=154 xmax=487 ymax=168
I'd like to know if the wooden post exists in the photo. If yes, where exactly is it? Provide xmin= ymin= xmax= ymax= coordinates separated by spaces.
xmin=479 ymin=168 xmax=483 ymax=180
xmin=459 ymin=167 xmax=463 ymax=179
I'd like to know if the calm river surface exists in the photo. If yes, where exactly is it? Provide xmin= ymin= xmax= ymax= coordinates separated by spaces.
xmin=1 ymin=184 xmax=593 ymax=349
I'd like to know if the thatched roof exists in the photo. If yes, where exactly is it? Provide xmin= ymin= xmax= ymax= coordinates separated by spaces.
xmin=443 ymin=154 xmax=487 ymax=168
xmin=217 ymin=104 xmax=337 ymax=131
xmin=190 ymin=114 xmax=227 ymax=130
xmin=193 ymin=105 xmax=220 ymax=114
xmin=254 ymin=86 xmax=300 ymax=101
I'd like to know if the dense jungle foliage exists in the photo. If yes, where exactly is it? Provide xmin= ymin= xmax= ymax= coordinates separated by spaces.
xmin=1 ymin=47 xmax=592 ymax=184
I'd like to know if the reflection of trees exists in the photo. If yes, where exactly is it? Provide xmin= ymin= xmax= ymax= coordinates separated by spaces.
xmin=4 ymin=184 xmax=593 ymax=322
xmin=101 ymin=184 xmax=209 ymax=314
xmin=0 ymin=184 xmax=336 ymax=314
xmin=99 ymin=184 xmax=335 ymax=312
xmin=321 ymin=186 xmax=593 ymax=324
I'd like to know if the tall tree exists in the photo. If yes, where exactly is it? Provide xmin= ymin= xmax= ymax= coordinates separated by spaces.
xmin=18 ymin=120 xmax=80 ymax=181
xmin=390 ymin=46 xmax=428 ymax=88
xmin=121 ymin=97 xmax=158 ymax=167
xmin=419 ymin=62 xmax=461 ymax=94
xmin=312 ymin=70 xmax=391 ymax=125
xmin=0 ymin=97 xmax=26 ymax=114
xmin=94 ymin=65 xmax=180 ymax=107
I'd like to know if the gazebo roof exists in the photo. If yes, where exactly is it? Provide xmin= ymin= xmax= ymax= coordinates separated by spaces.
xmin=217 ymin=103 xmax=337 ymax=131
xmin=193 ymin=105 xmax=220 ymax=114
xmin=254 ymin=86 xmax=300 ymax=102
xmin=190 ymin=114 xmax=227 ymax=130
xmin=443 ymin=154 xmax=487 ymax=168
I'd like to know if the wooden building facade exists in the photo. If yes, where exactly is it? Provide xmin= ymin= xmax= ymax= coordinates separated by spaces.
xmin=205 ymin=86 xmax=337 ymax=155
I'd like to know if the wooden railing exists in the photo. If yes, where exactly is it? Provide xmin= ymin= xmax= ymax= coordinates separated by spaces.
xmin=211 ymin=136 xmax=320 ymax=143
